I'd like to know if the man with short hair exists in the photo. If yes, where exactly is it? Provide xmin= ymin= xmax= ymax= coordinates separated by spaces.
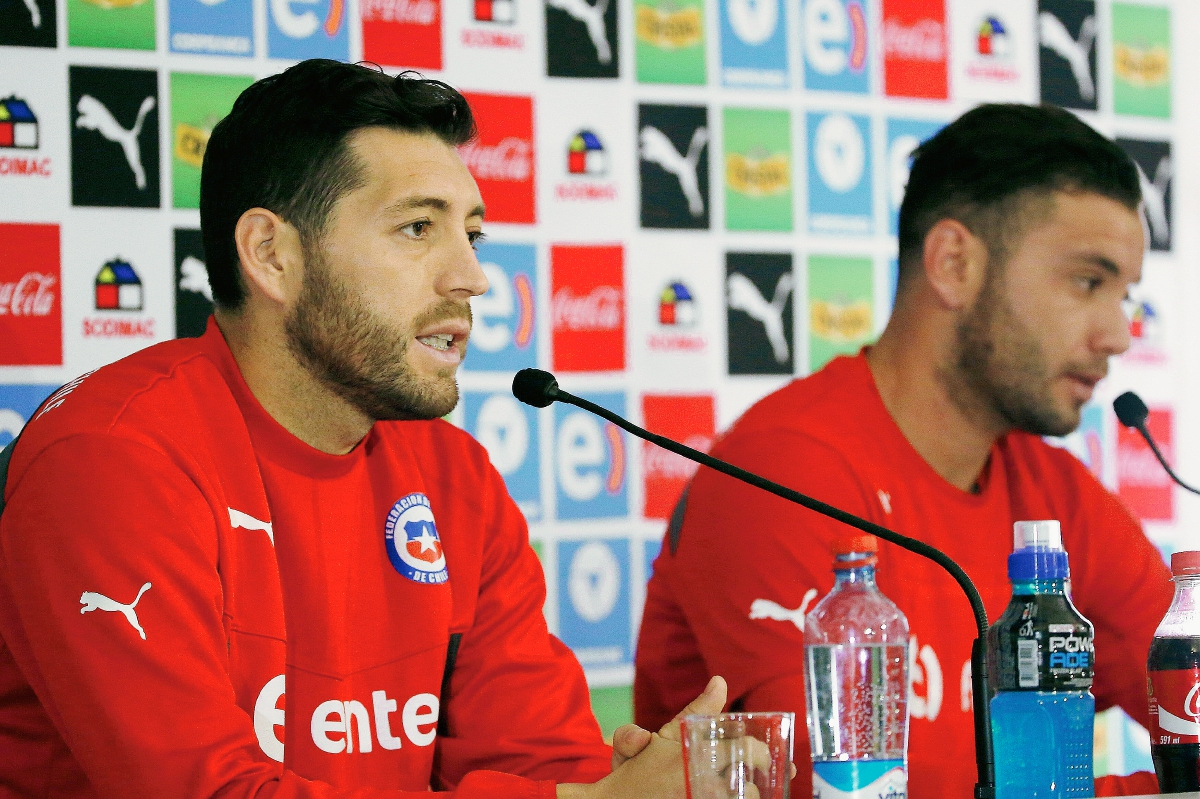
xmin=0 ymin=59 xmax=719 ymax=798
xmin=634 ymin=103 xmax=1173 ymax=797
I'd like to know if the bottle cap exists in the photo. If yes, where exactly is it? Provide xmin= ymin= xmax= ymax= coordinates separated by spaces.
xmin=1008 ymin=520 xmax=1069 ymax=581
xmin=832 ymin=533 xmax=877 ymax=569
xmin=1171 ymin=550 xmax=1200 ymax=577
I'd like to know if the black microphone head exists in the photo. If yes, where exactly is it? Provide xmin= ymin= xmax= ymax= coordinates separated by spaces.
xmin=512 ymin=369 xmax=560 ymax=408
xmin=1113 ymin=391 xmax=1149 ymax=429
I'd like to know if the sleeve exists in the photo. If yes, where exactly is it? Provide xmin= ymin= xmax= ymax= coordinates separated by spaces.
xmin=1060 ymin=465 xmax=1173 ymax=731
xmin=432 ymin=459 xmax=612 ymax=789
xmin=0 ymin=434 xmax=556 ymax=799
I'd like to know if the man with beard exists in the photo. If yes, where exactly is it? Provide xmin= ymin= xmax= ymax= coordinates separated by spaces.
xmin=0 ymin=60 xmax=723 ymax=798
xmin=634 ymin=104 xmax=1173 ymax=797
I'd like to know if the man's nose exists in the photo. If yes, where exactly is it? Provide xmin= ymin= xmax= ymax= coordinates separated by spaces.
xmin=439 ymin=234 xmax=489 ymax=299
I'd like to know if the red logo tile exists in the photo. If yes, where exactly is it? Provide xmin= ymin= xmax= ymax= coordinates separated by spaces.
xmin=361 ymin=0 xmax=443 ymax=69
xmin=460 ymin=92 xmax=536 ymax=224
xmin=551 ymin=244 xmax=623 ymax=372
xmin=1117 ymin=407 xmax=1174 ymax=522
xmin=882 ymin=0 xmax=948 ymax=99
xmin=0 ymin=223 xmax=61 ymax=366
xmin=641 ymin=394 xmax=714 ymax=519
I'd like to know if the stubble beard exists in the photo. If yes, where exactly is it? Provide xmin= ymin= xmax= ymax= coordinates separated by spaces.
xmin=285 ymin=246 xmax=468 ymax=422
xmin=952 ymin=268 xmax=1082 ymax=439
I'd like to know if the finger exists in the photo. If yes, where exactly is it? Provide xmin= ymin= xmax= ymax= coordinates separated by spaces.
xmin=609 ymin=723 xmax=653 ymax=769
xmin=659 ymin=675 xmax=729 ymax=740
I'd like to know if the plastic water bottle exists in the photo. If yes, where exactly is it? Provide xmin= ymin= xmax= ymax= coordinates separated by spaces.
xmin=804 ymin=534 xmax=910 ymax=798
xmin=1147 ymin=550 xmax=1200 ymax=793
xmin=986 ymin=520 xmax=1094 ymax=798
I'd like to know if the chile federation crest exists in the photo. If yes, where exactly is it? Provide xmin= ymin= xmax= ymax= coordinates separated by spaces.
xmin=384 ymin=493 xmax=449 ymax=584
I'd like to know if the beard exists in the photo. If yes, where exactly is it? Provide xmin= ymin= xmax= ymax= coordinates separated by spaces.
xmin=284 ymin=247 xmax=470 ymax=422
xmin=953 ymin=268 xmax=1098 ymax=438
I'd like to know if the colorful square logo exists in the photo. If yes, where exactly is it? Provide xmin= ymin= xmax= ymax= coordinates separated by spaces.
xmin=545 ymin=0 xmax=619 ymax=77
xmin=554 ymin=392 xmax=629 ymax=520
xmin=808 ymin=254 xmax=873 ymax=372
xmin=463 ymin=390 xmax=541 ymax=520
xmin=460 ymin=92 xmax=536 ymax=224
xmin=719 ymin=0 xmax=788 ymax=87
xmin=1117 ymin=406 xmax=1173 ymax=522
xmin=169 ymin=0 xmax=253 ymax=55
xmin=639 ymin=104 xmax=710 ymax=230
xmin=362 ymin=0 xmax=443 ymax=69
xmin=1 ymin=0 xmax=56 ymax=47
xmin=950 ymin=0 xmax=1036 ymax=103
xmin=0 ymin=384 xmax=58 ymax=446
xmin=174 ymin=228 xmax=212 ymax=338
xmin=725 ymin=252 xmax=793 ymax=375
xmin=807 ymin=111 xmax=872 ymax=235
xmin=556 ymin=537 xmax=631 ymax=670
xmin=171 ymin=73 xmax=253 ymax=210
xmin=724 ymin=108 xmax=792 ymax=232
xmin=641 ymin=394 xmax=714 ymax=520
xmin=267 ymin=0 xmax=350 ymax=61
xmin=464 ymin=241 xmax=538 ymax=372
xmin=1038 ymin=0 xmax=1097 ymax=110
xmin=0 ymin=223 xmax=60 ymax=366
xmin=1112 ymin=3 xmax=1170 ymax=119
xmin=70 ymin=66 xmax=160 ymax=209
xmin=802 ymin=0 xmax=869 ymax=94
xmin=881 ymin=0 xmax=948 ymax=99
xmin=885 ymin=117 xmax=943 ymax=237
xmin=635 ymin=0 xmax=706 ymax=85
xmin=551 ymin=244 xmax=625 ymax=373
xmin=69 ymin=0 xmax=154 ymax=49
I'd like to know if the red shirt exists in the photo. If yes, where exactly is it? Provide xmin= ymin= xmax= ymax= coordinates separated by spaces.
xmin=0 ymin=321 xmax=611 ymax=798
xmin=635 ymin=354 xmax=1172 ymax=798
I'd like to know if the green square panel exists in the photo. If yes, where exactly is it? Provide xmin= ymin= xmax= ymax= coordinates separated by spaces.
xmin=1112 ymin=3 xmax=1171 ymax=118
xmin=590 ymin=684 xmax=633 ymax=740
xmin=171 ymin=73 xmax=253 ymax=209
xmin=807 ymin=255 xmax=874 ymax=372
xmin=68 ymin=0 xmax=156 ymax=49
xmin=724 ymin=107 xmax=792 ymax=232
xmin=635 ymin=0 xmax=706 ymax=85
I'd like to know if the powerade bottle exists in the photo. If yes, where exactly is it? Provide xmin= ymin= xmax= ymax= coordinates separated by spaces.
xmin=987 ymin=520 xmax=1095 ymax=798
xmin=804 ymin=534 xmax=910 ymax=798
xmin=1147 ymin=550 xmax=1200 ymax=793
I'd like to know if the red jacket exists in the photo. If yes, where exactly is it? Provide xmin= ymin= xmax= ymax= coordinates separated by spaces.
xmin=0 ymin=321 xmax=611 ymax=798
xmin=635 ymin=354 xmax=1172 ymax=798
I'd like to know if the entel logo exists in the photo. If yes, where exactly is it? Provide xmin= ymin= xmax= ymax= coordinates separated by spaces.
xmin=471 ymin=261 xmax=534 ymax=354
xmin=814 ymin=113 xmax=865 ymax=193
xmin=473 ymin=393 xmax=530 ymax=476
xmin=557 ymin=412 xmax=625 ymax=501
xmin=805 ymin=0 xmax=867 ymax=76
xmin=270 ymin=0 xmax=344 ymax=39
xmin=253 ymin=675 xmax=439 ymax=762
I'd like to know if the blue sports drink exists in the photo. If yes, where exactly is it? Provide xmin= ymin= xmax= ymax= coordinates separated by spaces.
xmin=987 ymin=520 xmax=1095 ymax=798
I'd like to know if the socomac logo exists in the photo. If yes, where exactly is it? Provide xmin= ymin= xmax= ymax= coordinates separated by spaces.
xmin=553 ymin=285 xmax=621 ymax=332
xmin=1038 ymin=4 xmax=1096 ymax=108
xmin=0 ymin=272 xmax=55 ymax=317
xmin=548 ymin=0 xmax=612 ymax=64
xmin=640 ymin=126 xmax=708 ymax=217
xmin=727 ymin=271 xmax=792 ymax=363
xmin=76 ymin=95 xmax=156 ymax=190
xmin=458 ymin=137 xmax=532 ymax=182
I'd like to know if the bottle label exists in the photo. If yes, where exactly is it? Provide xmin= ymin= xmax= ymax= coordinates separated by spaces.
xmin=812 ymin=759 xmax=906 ymax=798
xmin=1149 ymin=669 xmax=1200 ymax=745
xmin=987 ymin=595 xmax=1094 ymax=691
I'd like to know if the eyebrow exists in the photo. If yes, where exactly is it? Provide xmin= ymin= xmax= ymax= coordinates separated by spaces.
xmin=1073 ymin=253 xmax=1122 ymax=277
xmin=384 ymin=196 xmax=487 ymax=220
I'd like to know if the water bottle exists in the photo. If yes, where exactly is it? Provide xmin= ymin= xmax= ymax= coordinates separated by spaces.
xmin=804 ymin=533 xmax=910 ymax=798
xmin=986 ymin=520 xmax=1095 ymax=798
xmin=1148 ymin=550 xmax=1200 ymax=793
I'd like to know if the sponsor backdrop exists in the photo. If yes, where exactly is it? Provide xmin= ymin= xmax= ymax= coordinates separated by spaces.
xmin=2 ymin=0 xmax=1198 ymax=776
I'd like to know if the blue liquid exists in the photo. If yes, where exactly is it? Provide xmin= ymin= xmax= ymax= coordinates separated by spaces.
xmin=991 ymin=691 xmax=1094 ymax=798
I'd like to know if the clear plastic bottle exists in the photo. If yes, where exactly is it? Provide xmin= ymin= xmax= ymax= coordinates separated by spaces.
xmin=804 ymin=533 xmax=910 ymax=798
xmin=1147 ymin=550 xmax=1200 ymax=793
xmin=986 ymin=520 xmax=1094 ymax=798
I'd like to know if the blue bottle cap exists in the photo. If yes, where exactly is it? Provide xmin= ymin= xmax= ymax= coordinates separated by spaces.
xmin=1007 ymin=520 xmax=1070 ymax=581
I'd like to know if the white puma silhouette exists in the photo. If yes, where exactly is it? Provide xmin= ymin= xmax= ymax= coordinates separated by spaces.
xmin=727 ymin=271 xmax=794 ymax=363
xmin=640 ymin=126 xmax=709 ymax=217
xmin=22 ymin=0 xmax=41 ymax=28
xmin=229 ymin=508 xmax=274 ymax=544
xmin=1135 ymin=156 xmax=1172 ymax=247
xmin=179 ymin=256 xmax=213 ymax=302
xmin=749 ymin=589 xmax=819 ymax=632
xmin=75 ymin=94 xmax=156 ymax=190
xmin=546 ymin=0 xmax=611 ymax=64
xmin=80 ymin=582 xmax=152 ymax=640
xmin=1038 ymin=12 xmax=1096 ymax=102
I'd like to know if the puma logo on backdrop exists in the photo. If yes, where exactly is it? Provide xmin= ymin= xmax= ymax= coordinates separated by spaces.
xmin=640 ymin=125 xmax=709 ymax=217
xmin=75 ymin=94 xmax=156 ymax=190
xmin=546 ymin=0 xmax=612 ymax=63
xmin=1038 ymin=11 xmax=1097 ymax=101
xmin=1136 ymin=156 xmax=1172 ymax=248
xmin=726 ymin=271 xmax=794 ymax=363
xmin=80 ymin=582 xmax=152 ymax=640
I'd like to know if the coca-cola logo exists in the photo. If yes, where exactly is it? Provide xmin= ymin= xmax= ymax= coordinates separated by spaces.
xmin=0 ymin=272 xmax=56 ymax=316
xmin=1119 ymin=446 xmax=1171 ymax=487
xmin=1186 ymin=683 xmax=1200 ymax=718
xmin=361 ymin=0 xmax=437 ymax=24
xmin=884 ymin=18 xmax=945 ymax=62
xmin=553 ymin=286 xmax=622 ymax=332
xmin=459 ymin=137 xmax=532 ymax=183
xmin=644 ymin=435 xmax=711 ymax=480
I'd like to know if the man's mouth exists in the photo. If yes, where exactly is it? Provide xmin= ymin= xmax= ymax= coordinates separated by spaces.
xmin=416 ymin=333 xmax=455 ymax=352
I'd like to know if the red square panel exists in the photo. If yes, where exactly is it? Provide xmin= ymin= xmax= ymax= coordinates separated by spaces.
xmin=362 ymin=0 xmax=443 ymax=69
xmin=642 ymin=394 xmax=715 ymax=519
xmin=882 ymin=0 xmax=948 ymax=99
xmin=1117 ymin=407 xmax=1174 ymax=522
xmin=551 ymin=244 xmax=624 ymax=372
xmin=0 ymin=223 xmax=61 ymax=366
xmin=460 ymin=92 xmax=535 ymax=224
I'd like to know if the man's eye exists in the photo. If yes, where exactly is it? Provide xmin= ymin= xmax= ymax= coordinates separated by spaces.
xmin=468 ymin=231 xmax=487 ymax=250
xmin=401 ymin=220 xmax=430 ymax=238
xmin=1078 ymin=276 xmax=1102 ymax=292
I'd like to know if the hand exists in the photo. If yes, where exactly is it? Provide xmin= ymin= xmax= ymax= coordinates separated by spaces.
xmin=611 ymin=675 xmax=728 ymax=769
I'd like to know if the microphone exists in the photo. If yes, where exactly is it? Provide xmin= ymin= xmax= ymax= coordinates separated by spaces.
xmin=1113 ymin=391 xmax=1200 ymax=495
xmin=512 ymin=368 xmax=997 ymax=799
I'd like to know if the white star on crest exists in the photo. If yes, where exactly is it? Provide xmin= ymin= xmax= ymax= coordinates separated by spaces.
xmin=415 ymin=528 xmax=440 ymax=554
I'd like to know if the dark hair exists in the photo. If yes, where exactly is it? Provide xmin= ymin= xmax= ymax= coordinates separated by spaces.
xmin=896 ymin=104 xmax=1140 ymax=291
xmin=199 ymin=60 xmax=476 ymax=309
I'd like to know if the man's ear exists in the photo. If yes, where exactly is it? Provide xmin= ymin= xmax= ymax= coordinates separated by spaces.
xmin=922 ymin=218 xmax=989 ymax=311
xmin=233 ymin=208 xmax=305 ymax=307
